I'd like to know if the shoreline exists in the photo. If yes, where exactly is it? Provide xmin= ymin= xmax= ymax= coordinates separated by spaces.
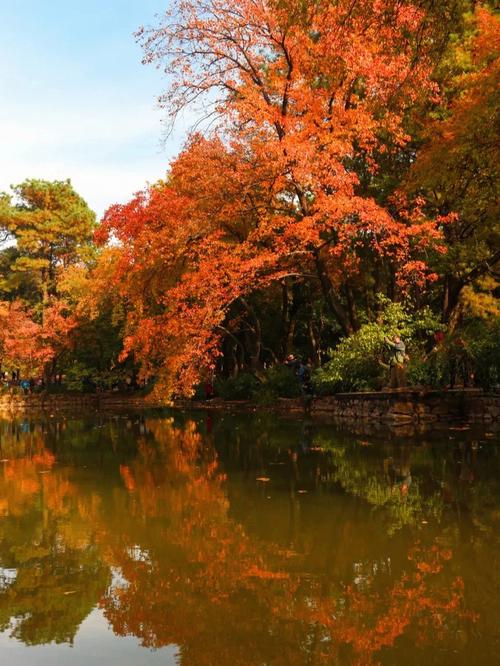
xmin=0 ymin=388 xmax=498 ymax=427
xmin=175 ymin=387 xmax=499 ymax=425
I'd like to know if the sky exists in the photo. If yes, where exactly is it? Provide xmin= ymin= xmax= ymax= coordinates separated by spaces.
xmin=0 ymin=0 xmax=188 ymax=218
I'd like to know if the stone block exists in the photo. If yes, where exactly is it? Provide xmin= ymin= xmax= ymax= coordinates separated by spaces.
xmin=381 ymin=413 xmax=413 ymax=423
xmin=390 ymin=401 xmax=415 ymax=415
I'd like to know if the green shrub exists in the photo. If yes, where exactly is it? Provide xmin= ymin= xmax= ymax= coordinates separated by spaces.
xmin=215 ymin=365 xmax=303 ymax=403
xmin=313 ymin=296 xmax=442 ymax=395
xmin=215 ymin=373 xmax=260 ymax=400
xmin=405 ymin=318 xmax=500 ymax=390
xmin=458 ymin=318 xmax=500 ymax=390
xmin=406 ymin=355 xmax=444 ymax=388
xmin=313 ymin=321 xmax=387 ymax=394
xmin=253 ymin=384 xmax=279 ymax=406
xmin=64 ymin=363 xmax=94 ymax=392
xmin=261 ymin=364 xmax=302 ymax=398
xmin=45 ymin=383 xmax=69 ymax=394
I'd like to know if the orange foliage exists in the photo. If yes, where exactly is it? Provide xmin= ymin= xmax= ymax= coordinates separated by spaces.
xmin=0 ymin=416 xmax=477 ymax=663
xmin=98 ymin=0 xmax=449 ymax=395
xmin=96 ymin=419 xmax=473 ymax=665
xmin=0 ymin=299 xmax=75 ymax=376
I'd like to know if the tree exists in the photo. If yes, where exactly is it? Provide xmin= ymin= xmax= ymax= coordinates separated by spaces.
xmin=58 ymin=252 xmax=134 ymax=388
xmin=98 ymin=0 xmax=450 ymax=396
xmin=0 ymin=180 xmax=98 ymax=380
xmin=406 ymin=6 xmax=500 ymax=327
xmin=0 ymin=299 xmax=75 ymax=378
xmin=0 ymin=301 xmax=49 ymax=376
xmin=0 ymin=179 xmax=96 ymax=307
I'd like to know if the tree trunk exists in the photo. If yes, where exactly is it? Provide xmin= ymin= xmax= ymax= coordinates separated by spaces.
xmin=314 ymin=254 xmax=353 ymax=336
xmin=280 ymin=280 xmax=300 ymax=359
xmin=218 ymin=326 xmax=245 ymax=377
xmin=344 ymin=281 xmax=359 ymax=332
xmin=442 ymin=275 xmax=464 ymax=329
xmin=239 ymin=297 xmax=263 ymax=372
xmin=308 ymin=319 xmax=320 ymax=367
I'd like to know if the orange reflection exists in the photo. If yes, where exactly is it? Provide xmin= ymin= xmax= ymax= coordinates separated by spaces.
xmin=0 ymin=416 xmax=481 ymax=664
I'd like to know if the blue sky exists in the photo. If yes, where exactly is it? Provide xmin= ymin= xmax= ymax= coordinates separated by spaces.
xmin=0 ymin=0 xmax=188 ymax=217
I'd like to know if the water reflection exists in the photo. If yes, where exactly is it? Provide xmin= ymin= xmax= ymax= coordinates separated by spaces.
xmin=0 ymin=413 xmax=499 ymax=664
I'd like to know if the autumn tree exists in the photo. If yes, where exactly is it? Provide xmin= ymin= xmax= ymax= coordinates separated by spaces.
xmin=97 ymin=0 xmax=457 ymax=396
xmin=407 ymin=5 xmax=500 ymax=328
xmin=58 ymin=248 xmax=135 ymax=388
xmin=0 ymin=180 xmax=106 ymax=380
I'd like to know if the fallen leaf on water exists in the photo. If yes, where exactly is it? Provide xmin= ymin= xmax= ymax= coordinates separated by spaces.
xmin=256 ymin=477 xmax=270 ymax=482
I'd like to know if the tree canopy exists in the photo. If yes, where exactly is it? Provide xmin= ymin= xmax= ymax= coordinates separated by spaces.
xmin=1 ymin=1 xmax=498 ymax=395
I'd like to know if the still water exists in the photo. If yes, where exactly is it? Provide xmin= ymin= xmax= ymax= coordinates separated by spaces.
xmin=0 ymin=410 xmax=498 ymax=665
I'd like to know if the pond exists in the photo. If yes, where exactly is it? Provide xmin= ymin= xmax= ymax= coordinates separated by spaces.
xmin=0 ymin=410 xmax=499 ymax=665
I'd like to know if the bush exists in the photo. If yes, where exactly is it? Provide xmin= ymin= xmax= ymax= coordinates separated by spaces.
xmin=64 ymin=363 xmax=95 ymax=393
xmin=214 ymin=365 xmax=303 ymax=403
xmin=261 ymin=364 xmax=303 ymax=398
xmin=215 ymin=373 xmax=260 ymax=400
xmin=313 ymin=296 xmax=442 ymax=395
xmin=312 ymin=322 xmax=386 ymax=394
xmin=44 ymin=383 xmax=70 ymax=394
xmin=452 ymin=318 xmax=500 ymax=390
xmin=405 ymin=317 xmax=500 ymax=390
xmin=252 ymin=383 xmax=279 ymax=406
xmin=406 ymin=356 xmax=444 ymax=388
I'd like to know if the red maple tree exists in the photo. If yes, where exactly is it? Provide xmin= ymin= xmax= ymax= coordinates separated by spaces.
xmin=98 ymin=0 xmax=452 ymax=395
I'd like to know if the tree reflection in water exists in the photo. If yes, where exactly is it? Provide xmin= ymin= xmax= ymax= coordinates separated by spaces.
xmin=0 ymin=413 xmax=498 ymax=665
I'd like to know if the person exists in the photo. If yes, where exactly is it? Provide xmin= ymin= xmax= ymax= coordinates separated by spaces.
xmin=20 ymin=379 xmax=31 ymax=395
xmin=204 ymin=377 xmax=215 ymax=399
xmin=284 ymin=353 xmax=300 ymax=373
xmin=385 ymin=335 xmax=408 ymax=389
xmin=448 ymin=336 xmax=472 ymax=388
xmin=297 ymin=359 xmax=312 ymax=395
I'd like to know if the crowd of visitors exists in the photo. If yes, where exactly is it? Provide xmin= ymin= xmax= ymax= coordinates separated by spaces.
xmin=1 ymin=372 xmax=47 ymax=394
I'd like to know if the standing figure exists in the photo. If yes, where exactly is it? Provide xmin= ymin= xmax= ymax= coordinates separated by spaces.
xmin=385 ymin=335 xmax=408 ymax=389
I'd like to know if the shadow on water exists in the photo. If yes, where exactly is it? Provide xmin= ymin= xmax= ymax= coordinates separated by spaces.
xmin=0 ymin=410 xmax=499 ymax=665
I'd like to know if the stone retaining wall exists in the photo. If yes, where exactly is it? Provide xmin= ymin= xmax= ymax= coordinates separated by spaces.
xmin=179 ymin=390 xmax=499 ymax=424
xmin=309 ymin=389 xmax=499 ymax=424
xmin=0 ymin=393 xmax=156 ymax=414
xmin=1 ymin=389 xmax=498 ymax=424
